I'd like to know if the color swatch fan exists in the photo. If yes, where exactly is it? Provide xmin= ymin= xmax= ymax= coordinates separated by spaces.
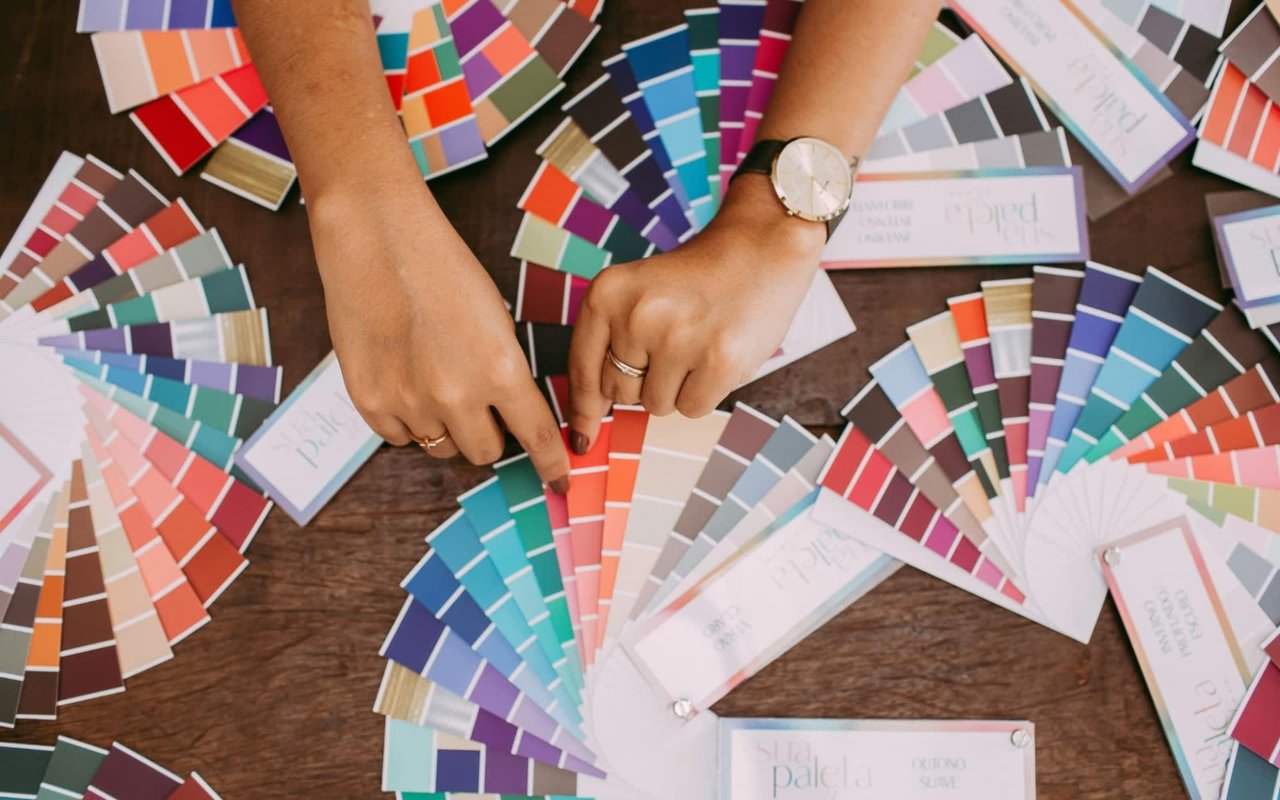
xmin=371 ymin=399 xmax=912 ymax=799
xmin=0 ymin=152 xmax=276 ymax=727
xmin=806 ymin=263 xmax=1280 ymax=798
xmin=77 ymin=0 xmax=602 ymax=209
xmin=1 ymin=736 xmax=225 ymax=799
xmin=508 ymin=8 xmax=1093 ymax=394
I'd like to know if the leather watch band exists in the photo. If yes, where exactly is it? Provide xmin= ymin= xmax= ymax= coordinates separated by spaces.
xmin=731 ymin=138 xmax=854 ymax=241
xmin=735 ymin=139 xmax=787 ymax=179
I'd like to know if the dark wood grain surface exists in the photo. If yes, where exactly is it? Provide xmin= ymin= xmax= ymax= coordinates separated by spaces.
xmin=1 ymin=2 xmax=1252 ymax=798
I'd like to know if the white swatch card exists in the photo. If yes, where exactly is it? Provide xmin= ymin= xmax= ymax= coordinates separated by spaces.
xmin=821 ymin=168 xmax=1089 ymax=269
xmin=1212 ymin=205 xmax=1280 ymax=312
xmin=950 ymin=0 xmax=1195 ymax=193
xmin=1100 ymin=516 xmax=1258 ymax=800
xmin=719 ymin=718 xmax=1037 ymax=800
xmin=234 ymin=351 xmax=382 ymax=525
xmin=626 ymin=493 xmax=899 ymax=713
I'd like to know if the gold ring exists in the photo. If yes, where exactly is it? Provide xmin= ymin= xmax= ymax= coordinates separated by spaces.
xmin=607 ymin=347 xmax=648 ymax=379
xmin=413 ymin=431 xmax=450 ymax=450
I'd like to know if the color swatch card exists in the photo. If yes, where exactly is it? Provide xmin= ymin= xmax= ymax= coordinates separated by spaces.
xmin=1222 ymin=4 xmax=1280 ymax=106
xmin=1102 ymin=516 xmax=1270 ymax=800
xmin=719 ymin=718 xmax=1037 ymax=800
xmin=1231 ymin=661 xmax=1280 ymax=768
xmin=1194 ymin=59 xmax=1280 ymax=199
xmin=233 ymin=351 xmax=381 ymax=525
xmin=199 ymin=107 xmax=297 ymax=210
xmin=0 ymin=153 xmax=275 ymax=726
xmin=1212 ymin=202 xmax=1280 ymax=325
xmin=821 ymin=168 xmax=1090 ymax=269
xmin=952 ymin=0 xmax=1196 ymax=193
xmin=1223 ymin=740 xmax=1280 ymax=800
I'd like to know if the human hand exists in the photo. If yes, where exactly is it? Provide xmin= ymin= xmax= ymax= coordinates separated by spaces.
xmin=566 ymin=177 xmax=828 ymax=454
xmin=309 ymin=176 xmax=570 ymax=491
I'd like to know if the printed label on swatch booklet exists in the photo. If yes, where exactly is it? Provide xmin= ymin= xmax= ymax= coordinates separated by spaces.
xmin=821 ymin=168 xmax=1088 ymax=268
xmin=1215 ymin=206 xmax=1280 ymax=309
xmin=1100 ymin=518 xmax=1252 ymax=800
xmin=234 ymin=352 xmax=381 ymax=524
xmin=951 ymin=0 xmax=1193 ymax=191
xmin=720 ymin=719 xmax=1036 ymax=800
xmin=628 ymin=501 xmax=893 ymax=711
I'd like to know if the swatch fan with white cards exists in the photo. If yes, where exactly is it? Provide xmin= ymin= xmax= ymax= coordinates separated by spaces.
xmin=0 ymin=152 xmax=275 ymax=727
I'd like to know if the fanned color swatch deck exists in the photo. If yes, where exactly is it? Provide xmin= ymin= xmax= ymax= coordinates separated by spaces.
xmin=0 ymin=736 xmax=224 ymax=800
xmin=373 ymin=403 xmax=911 ymax=798
xmin=814 ymin=264 xmax=1280 ymax=799
xmin=76 ymin=0 xmax=602 ymax=209
xmin=0 ymin=152 xmax=275 ymax=727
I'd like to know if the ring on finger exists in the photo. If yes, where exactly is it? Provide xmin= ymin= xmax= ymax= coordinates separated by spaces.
xmin=412 ymin=430 xmax=451 ymax=451
xmin=607 ymin=347 xmax=648 ymax=379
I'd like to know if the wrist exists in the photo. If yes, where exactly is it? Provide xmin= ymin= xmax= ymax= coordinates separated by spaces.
xmin=709 ymin=174 xmax=830 ymax=268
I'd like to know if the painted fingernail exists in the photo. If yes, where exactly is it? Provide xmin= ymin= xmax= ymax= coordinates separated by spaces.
xmin=571 ymin=431 xmax=590 ymax=455
xmin=550 ymin=476 xmax=570 ymax=495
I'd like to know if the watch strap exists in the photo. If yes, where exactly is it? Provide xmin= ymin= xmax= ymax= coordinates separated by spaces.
xmin=731 ymin=138 xmax=856 ymax=242
xmin=734 ymin=139 xmax=788 ymax=178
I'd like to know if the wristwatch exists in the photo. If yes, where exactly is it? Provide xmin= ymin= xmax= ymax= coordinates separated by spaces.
xmin=731 ymin=137 xmax=859 ymax=240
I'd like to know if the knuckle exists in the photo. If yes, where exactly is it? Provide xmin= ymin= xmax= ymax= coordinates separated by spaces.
xmin=492 ymin=353 xmax=531 ymax=385
xmin=350 ymin=389 xmax=390 ymax=420
xmin=583 ymin=272 xmax=620 ymax=314
xmin=676 ymin=396 xmax=714 ymax=419
xmin=707 ymin=335 xmax=748 ymax=370
xmin=644 ymin=395 xmax=676 ymax=416
xmin=427 ymin=383 xmax=467 ymax=411
xmin=628 ymin=294 xmax=676 ymax=329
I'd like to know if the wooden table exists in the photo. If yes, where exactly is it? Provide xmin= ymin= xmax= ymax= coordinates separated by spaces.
xmin=1 ymin=2 xmax=1250 ymax=797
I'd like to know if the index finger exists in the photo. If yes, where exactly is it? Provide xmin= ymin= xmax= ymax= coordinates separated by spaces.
xmin=499 ymin=378 xmax=572 ymax=494
xmin=567 ymin=301 xmax=612 ymax=455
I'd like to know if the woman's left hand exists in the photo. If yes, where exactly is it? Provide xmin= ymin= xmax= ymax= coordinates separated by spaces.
xmin=566 ymin=178 xmax=830 ymax=455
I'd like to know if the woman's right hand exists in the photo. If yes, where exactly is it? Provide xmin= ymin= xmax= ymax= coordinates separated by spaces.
xmin=307 ymin=176 xmax=571 ymax=493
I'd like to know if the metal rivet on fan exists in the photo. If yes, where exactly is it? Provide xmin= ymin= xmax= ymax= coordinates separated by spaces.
xmin=1103 ymin=547 xmax=1122 ymax=566
xmin=1011 ymin=729 xmax=1032 ymax=749
xmin=672 ymin=699 xmax=695 ymax=719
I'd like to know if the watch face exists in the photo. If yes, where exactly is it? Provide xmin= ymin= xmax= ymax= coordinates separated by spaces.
xmin=771 ymin=137 xmax=854 ymax=222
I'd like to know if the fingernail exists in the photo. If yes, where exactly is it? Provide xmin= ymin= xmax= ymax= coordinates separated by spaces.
xmin=571 ymin=431 xmax=590 ymax=455
xmin=550 ymin=476 xmax=570 ymax=495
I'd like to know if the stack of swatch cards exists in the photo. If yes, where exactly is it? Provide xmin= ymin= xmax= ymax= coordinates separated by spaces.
xmin=76 ymin=0 xmax=602 ymax=210
xmin=2 ymin=736 xmax=224 ymax=799
xmin=1195 ymin=3 xmax=1280 ymax=200
xmin=946 ymin=0 xmax=1217 ymax=219
xmin=809 ymin=263 xmax=1280 ymax=799
xmin=0 ymin=152 xmax=275 ymax=727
